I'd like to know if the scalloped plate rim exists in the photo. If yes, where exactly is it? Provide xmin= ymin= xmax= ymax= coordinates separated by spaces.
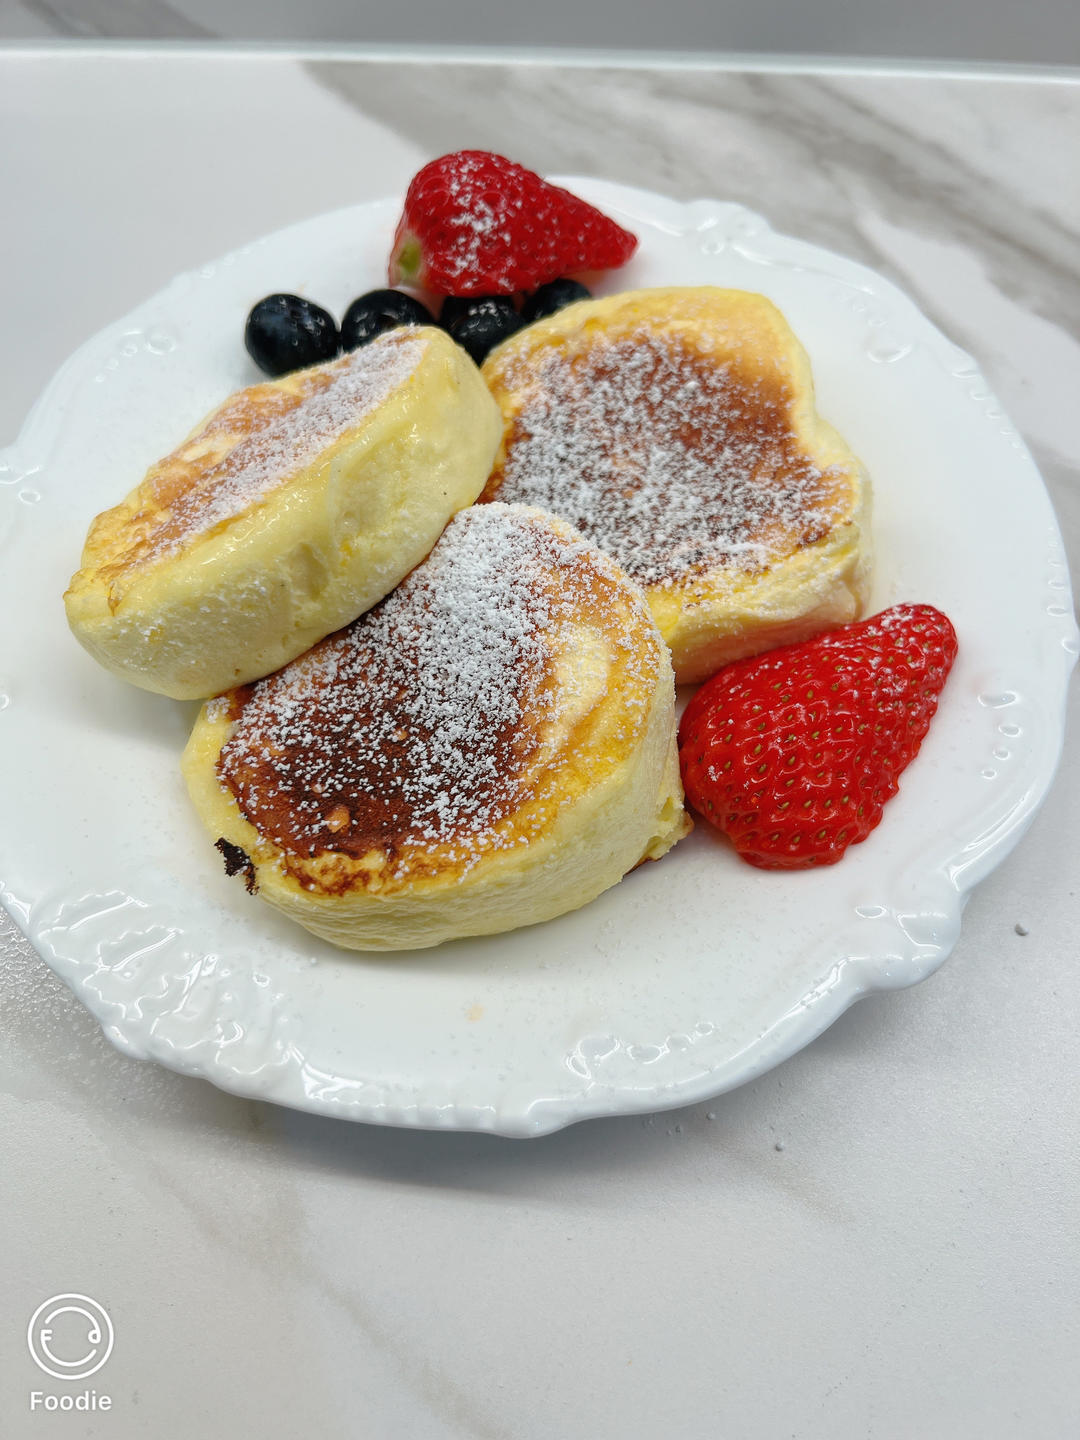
xmin=1 ymin=180 xmax=1076 ymax=1138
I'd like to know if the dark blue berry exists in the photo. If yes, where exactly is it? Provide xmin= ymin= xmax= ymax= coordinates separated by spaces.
xmin=244 ymin=294 xmax=339 ymax=377
xmin=341 ymin=290 xmax=434 ymax=350
xmin=439 ymin=294 xmax=516 ymax=330
xmin=521 ymin=279 xmax=592 ymax=323
xmin=446 ymin=297 xmax=524 ymax=365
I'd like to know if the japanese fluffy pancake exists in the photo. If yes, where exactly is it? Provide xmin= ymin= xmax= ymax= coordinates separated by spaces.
xmin=480 ymin=287 xmax=872 ymax=683
xmin=182 ymin=504 xmax=690 ymax=952
xmin=65 ymin=327 xmax=502 ymax=700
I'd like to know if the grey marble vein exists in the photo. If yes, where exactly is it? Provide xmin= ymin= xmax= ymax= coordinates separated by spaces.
xmin=307 ymin=62 xmax=1080 ymax=338
xmin=14 ymin=0 xmax=212 ymax=39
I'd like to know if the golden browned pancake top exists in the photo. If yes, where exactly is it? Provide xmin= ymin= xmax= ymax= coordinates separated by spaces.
xmin=482 ymin=324 xmax=850 ymax=588
xmin=213 ymin=505 xmax=662 ymax=892
xmin=98 ymin=331 xmax=427 ymax=592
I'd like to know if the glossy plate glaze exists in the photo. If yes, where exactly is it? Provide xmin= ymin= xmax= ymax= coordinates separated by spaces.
xmin=1 ymin=181 xmax=1075 ymax=1137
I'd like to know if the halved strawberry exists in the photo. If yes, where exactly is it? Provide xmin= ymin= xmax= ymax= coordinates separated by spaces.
xmin=388 ymin=151 xmax=637 ymax=297
xmin=679 ymin=605 xmax=959 ymax=869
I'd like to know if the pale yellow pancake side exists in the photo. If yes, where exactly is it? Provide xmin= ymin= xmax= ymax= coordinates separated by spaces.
xmin=65 ymin=327 xmax=502 ymax=700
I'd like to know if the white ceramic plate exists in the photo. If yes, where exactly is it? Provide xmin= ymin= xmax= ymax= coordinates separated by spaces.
xmin=1 ymin=181 xmax=1076 ymax=1137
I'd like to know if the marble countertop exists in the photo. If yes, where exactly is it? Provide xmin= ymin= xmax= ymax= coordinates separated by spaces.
xmin=1 ymin=45 xmax=1078 ymax=1440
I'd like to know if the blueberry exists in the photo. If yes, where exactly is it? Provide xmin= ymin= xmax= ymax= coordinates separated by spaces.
xmin=445 ymin=297 xmax=524 ymax=365
xmin=341 ymin=289 xmax=434 ymax=350
xmin=521 ymin=279 xmax=592 ymax=323
xmin=244 ymin=294 xmax=339 ymax=377
xmin=439 ymin=294 xmax=515 ymax=330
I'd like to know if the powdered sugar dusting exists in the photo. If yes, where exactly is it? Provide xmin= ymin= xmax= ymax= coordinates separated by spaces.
xmin=217 ymin=504 xmax=658 ymax=883
xmin=123 ymin=333 xmax=425 ymax=573
xmin=486 ymin=327 xmax=849 ymax=587
xmin=443 ymin=155 xmax=506 ymax=286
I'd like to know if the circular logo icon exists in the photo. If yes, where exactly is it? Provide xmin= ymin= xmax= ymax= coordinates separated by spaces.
xmin=27 ymin=1295 xmax=114 ymax=1381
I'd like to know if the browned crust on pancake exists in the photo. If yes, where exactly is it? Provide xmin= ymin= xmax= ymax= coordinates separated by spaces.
xmin=210 ymin=505 xmax=664 ymax=898
xmin=481 ymin=293 xmax=857 ymax=590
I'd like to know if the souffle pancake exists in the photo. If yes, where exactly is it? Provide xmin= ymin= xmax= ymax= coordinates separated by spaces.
xmin=65 ymin=327 xmax=501 ymax=700
xmin=182 ymin=503 xmax=690 ymax=952
xmin=480 ymin=288 xmax=872 ymax=683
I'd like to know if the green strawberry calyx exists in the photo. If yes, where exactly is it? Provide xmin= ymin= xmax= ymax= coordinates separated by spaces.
xmin=388 ymin=230 xmax=423 ymax=287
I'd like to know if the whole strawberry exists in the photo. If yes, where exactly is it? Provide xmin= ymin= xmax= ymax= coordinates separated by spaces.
xmin=679 ymin=605 xmax=959 ymax=870
xmin=388 ymin=151 xmax=638 ymax=297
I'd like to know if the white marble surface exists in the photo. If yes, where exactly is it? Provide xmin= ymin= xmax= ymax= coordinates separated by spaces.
xmin=1 ymin=46 xmax=1078 ymax=1439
